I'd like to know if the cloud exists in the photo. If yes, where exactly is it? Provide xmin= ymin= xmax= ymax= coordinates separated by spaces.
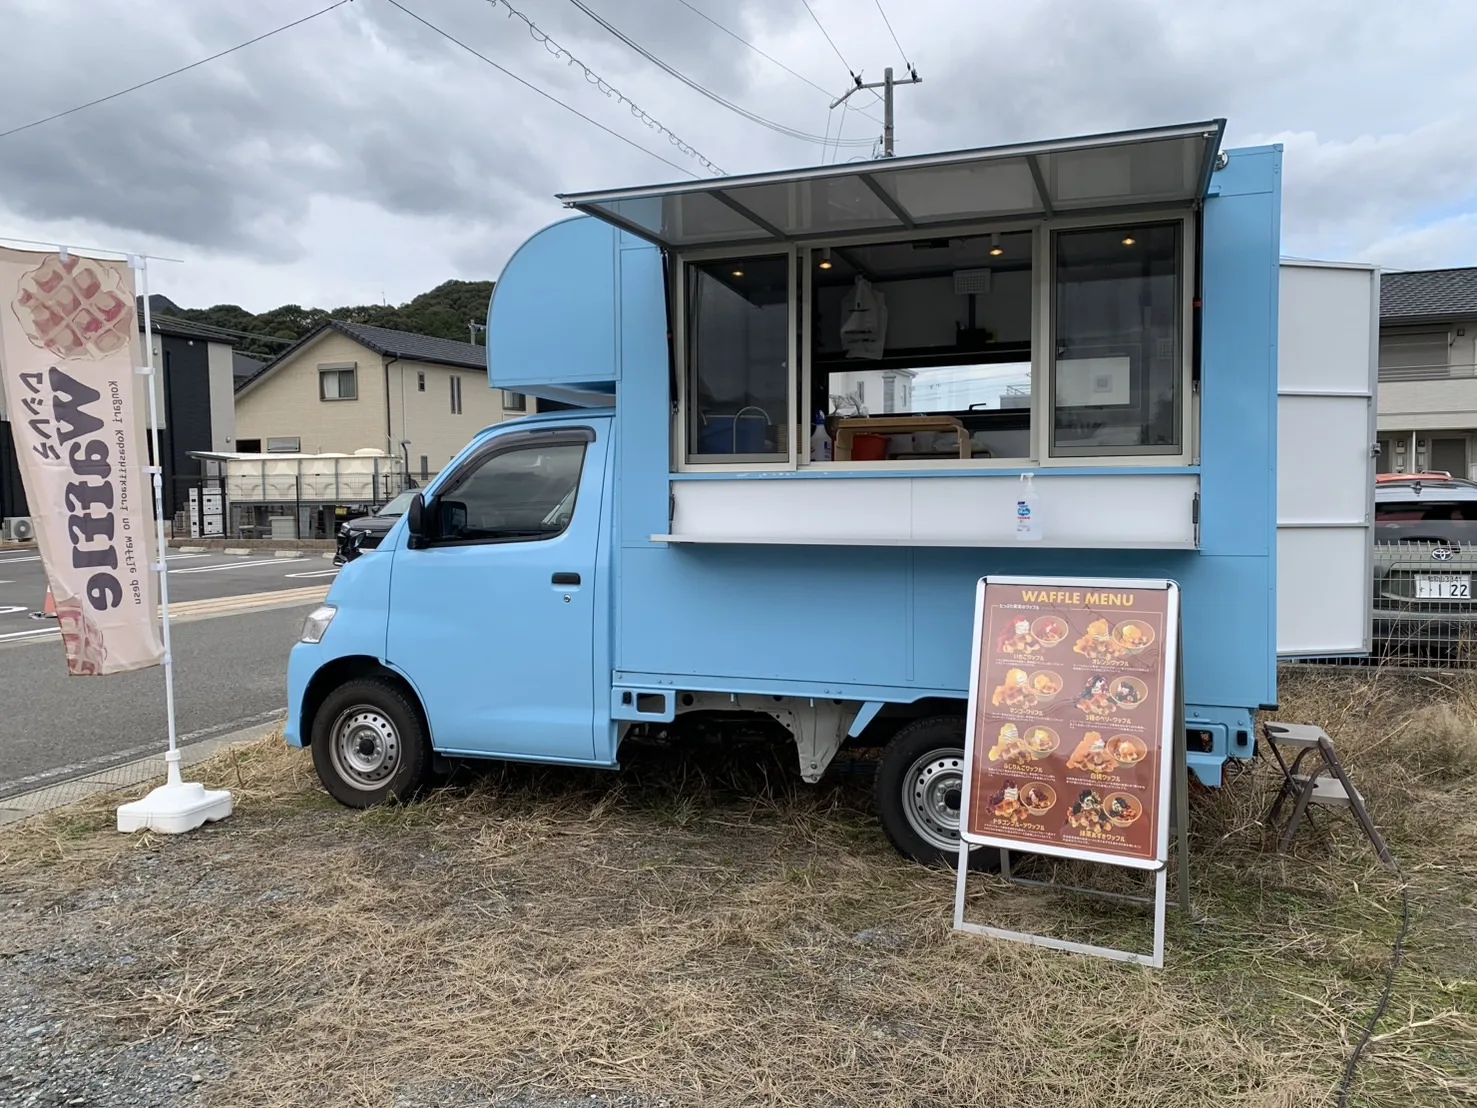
xmin=0 ymin=0 xmax=1472 ymax=310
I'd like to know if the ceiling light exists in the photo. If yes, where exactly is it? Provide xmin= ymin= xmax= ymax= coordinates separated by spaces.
xmin=989 ymin=232 xmax=1003 ymax=257
xmin=818 ymin=247 xmax=833 ymax=270
xmin=1121 ymin=235 xmax=1136 ymax=246
xmin=731 ymin=269 xmax=744 ymax=278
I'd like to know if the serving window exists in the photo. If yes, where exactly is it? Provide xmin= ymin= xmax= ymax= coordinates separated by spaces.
xmin=675 ymin=216 xmax=1194 ymax=470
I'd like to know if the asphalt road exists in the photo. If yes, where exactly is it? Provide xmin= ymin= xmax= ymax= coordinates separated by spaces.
xmin=0 ymin=549 xmax=338 ymax=639
xmin=0 ymin=549 xmax=338 ymax=800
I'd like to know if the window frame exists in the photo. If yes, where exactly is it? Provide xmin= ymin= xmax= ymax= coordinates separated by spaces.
xmin=1044 ymin=213 xmax=1196 ymax=463
xmin=318 ymin=364 xmax=358 ymax=401
xmin=265 ymin=436 xmax=301 ymax=453
xmin=418 ymin=427 xmax=596 ymax=549
xmin=503 ymin=390 xmax=528 ymax=412
xmin=669 ymin=209 xmax=1199 ymax=473
xmin=417 ymin=371 xmax=426 ymax=392
xmin=449 ymin=374 xmax=463 ymax=415
xmin=672 ymin=242 xmax=800 ymax=471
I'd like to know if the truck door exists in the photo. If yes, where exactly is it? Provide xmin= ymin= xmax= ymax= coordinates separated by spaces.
xmin=386 ymin=424 xmax=608 ymax=761
xmin=1276 ymin=260 xmax=1379 ymax=656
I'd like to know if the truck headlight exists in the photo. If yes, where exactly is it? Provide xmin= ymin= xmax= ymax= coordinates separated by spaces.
xmin=300 ymin=605 xmax=337 ymax=644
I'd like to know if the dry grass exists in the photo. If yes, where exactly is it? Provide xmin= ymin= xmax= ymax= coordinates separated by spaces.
xmin=1 ymin=668 xmax=1474 ymax=1108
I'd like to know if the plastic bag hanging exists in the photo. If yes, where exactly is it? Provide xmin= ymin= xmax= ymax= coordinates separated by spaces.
xmin=840 ymin=276 xmax=887 ymax=360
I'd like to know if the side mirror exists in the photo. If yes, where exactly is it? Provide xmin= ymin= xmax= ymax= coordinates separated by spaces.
xmin=406 ymin=492 xmax=427 ymax=547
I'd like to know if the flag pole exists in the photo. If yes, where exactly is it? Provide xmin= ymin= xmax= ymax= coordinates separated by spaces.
xmin=115 ymin=254 xmax=232 ymax=834
xmin=132 ymin=257 xmax=181 ymax=784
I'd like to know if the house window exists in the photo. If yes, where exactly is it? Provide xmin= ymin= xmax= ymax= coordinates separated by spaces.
xmin=236 ymin=438 xmax=262 ymax=453
xmin=686 ymin=254 xmax=790 ymax=461
xmin=1050 ymin=223 xmax=1182 ymax=456
xmin=503 ymin=390 xmax=527 ymax=412
xmin=319 ymin=364 xmax=358 ymax=401
xmin=450 ymin=375 xmax=463 ymax=415
xmin=266 ymin=437 xmax=301 ymax=453
xmin=417 ymin=371 xmax=426 ymax=392
xmin=420 ymin=455 xmax=429 ymax=481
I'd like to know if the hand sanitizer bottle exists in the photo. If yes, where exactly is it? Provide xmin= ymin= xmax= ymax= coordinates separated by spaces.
xmin=1015 ymin=472 xmax=1042 ymax=542
xmin=810 ymin=410 xmax=833 ymax=462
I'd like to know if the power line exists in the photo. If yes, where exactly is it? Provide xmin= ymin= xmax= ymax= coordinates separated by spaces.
xmin=797 ymin=0 xmax=884 ymax=109
xmin=567 ymin=0 xmax=874 ymax=149
xmin=872 ymin=0 xmax=912 ymax=68
xmin=798 ymin=0 xmax=854 ymax=78
xmin=672 ymin=0 xmax=880 ymax=125
xmin=382 ymin=0 xmax=703 ymax=178
xmin=483 ymin=0 xmax=720 ymax=174
xmin=0 ymin=0 xmax=355 ymax=142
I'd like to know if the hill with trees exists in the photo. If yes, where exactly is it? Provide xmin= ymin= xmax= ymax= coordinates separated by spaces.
xmin=143 ymin=279 xmax=495 ymax=359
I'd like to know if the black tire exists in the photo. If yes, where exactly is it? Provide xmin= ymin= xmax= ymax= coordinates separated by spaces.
xmin=875 ymin=715 xmax=999 ymax=870
xmin=310 ymin=678 xmax=431 ymax=808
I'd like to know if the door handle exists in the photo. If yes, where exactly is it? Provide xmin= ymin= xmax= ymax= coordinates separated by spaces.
xmin=552 ymin=572 xmax=581 ymax=586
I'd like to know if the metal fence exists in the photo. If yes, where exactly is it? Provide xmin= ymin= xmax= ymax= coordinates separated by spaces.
xmin=1288 ymin=539 xmax=1477 ymax=670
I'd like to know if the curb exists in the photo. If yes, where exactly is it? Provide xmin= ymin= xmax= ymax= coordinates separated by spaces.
xmin=0 ymin=718 xmax=286 ymax=829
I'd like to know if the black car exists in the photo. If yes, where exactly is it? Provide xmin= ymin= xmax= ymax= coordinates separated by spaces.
xmin=334 ymin=490 xmax=417 ymax=565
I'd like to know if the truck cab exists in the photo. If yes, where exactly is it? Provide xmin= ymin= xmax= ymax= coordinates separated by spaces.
xmin=286 ymin=120 xmax=1377 ymax=867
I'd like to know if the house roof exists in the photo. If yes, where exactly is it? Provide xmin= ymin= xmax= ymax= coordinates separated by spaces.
xmin=232 ymin=351 xmax=265 ymax=385
xmin=142 ymin=313 xmax=238 ymax=343
xmin=235 ymin=319 xmax=487 ymax=394
xmin=1381 ymin=267 xmax=1477 ymax=325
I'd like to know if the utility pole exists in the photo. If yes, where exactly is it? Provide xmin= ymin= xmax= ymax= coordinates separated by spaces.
xmin=831 ymin=64 xmax=921 ymax=157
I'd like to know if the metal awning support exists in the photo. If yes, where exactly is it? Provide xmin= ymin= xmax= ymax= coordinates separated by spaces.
xmin=558 ymin=120 xmax=1226 ymax=253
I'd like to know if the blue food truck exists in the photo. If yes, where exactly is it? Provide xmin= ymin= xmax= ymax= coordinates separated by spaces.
xmin=286 ymin=121 xmax=1377 ymax=866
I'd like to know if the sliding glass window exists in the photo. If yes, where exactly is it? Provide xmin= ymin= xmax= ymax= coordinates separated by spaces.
xmin=686 ymin=255 xmax=791 ymax=463
xmin=1050 ymin=223 xmax=1184 ymax=456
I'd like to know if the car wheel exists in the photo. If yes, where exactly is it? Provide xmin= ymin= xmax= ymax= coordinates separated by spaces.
xmin=310 ymin=678 xmax=430 ymax=808
xmin=875 ymin=716 xmax=999 ymax=870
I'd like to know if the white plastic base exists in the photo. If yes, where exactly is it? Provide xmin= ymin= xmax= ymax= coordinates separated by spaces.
xmin=116 ymin=751 xmax=233 ymax=834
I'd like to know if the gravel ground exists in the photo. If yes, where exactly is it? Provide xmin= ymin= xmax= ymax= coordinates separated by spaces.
xmin=0 ymin=826 xmax=677 ymax=1108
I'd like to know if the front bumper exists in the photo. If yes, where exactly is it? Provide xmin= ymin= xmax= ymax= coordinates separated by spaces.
xmin=284 ymin=641 xmax=321 ymax=747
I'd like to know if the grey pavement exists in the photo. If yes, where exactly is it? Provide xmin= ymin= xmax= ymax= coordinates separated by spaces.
xmin=0 ymin=605 xmax=313 ymax=803
xmin=0 ymin=718 xmax=283 ymax=827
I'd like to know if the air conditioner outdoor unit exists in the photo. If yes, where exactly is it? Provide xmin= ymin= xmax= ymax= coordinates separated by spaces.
xmin=1 ymin=516 xmax=36 ymax=543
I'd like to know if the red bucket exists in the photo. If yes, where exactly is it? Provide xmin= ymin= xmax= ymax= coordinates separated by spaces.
xmin=851 ymin=434 xmax=890 ymax=461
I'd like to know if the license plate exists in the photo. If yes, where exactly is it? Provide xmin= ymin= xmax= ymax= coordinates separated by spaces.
xmin=1416 ymin=574 xmax=1471 ymax=600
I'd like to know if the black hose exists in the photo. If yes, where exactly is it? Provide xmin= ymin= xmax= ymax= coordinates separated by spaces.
xmin=1336 ymin=861 xmax=1410 ymax=1106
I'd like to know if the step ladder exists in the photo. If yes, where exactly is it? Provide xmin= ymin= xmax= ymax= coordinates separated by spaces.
xmin=1261 ymin=722 xmax=1392 ymax=864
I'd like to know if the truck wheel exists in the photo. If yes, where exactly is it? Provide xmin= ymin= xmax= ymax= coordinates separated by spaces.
xmin=875 ymin=716 xmax=997 ymax=870
xmin=310 ymin=679 xmax=430 ymax=808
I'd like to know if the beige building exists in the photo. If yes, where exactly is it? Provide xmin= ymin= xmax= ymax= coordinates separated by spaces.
xmin=1377 ymin=267 xmax=1477 ymax=478
xmin=234 ymin=320 xmax=529 ymax=483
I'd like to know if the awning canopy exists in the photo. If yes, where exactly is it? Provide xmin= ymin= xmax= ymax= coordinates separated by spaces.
xmin=558 ymin=120 xmax=1226 ymax=253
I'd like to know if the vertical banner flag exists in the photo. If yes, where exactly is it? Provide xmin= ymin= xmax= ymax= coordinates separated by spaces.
xmin=0 ymin=248 xmax=164 ymax=675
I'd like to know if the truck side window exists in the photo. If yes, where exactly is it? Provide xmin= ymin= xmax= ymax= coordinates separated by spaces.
xmin=437 ymin=441 xmax=586 ymax=543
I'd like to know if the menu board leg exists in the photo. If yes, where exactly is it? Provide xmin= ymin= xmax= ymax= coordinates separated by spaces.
xmin=953 ymin=846 xmax=1171 ymax=968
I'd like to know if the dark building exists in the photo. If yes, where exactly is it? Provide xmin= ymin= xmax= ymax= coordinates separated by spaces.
xmin=1 ymin=316 xmax=238 ymax=528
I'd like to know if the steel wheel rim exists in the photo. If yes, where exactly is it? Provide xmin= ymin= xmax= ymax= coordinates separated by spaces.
xmin=330 ymin=706 xmax=401 ymax=791
xmin=901 ymin=747 xmax=965 ymax=852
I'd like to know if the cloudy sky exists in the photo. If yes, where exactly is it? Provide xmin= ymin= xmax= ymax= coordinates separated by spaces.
xmin=0 ymin=0 xmax=1470 ymax=312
